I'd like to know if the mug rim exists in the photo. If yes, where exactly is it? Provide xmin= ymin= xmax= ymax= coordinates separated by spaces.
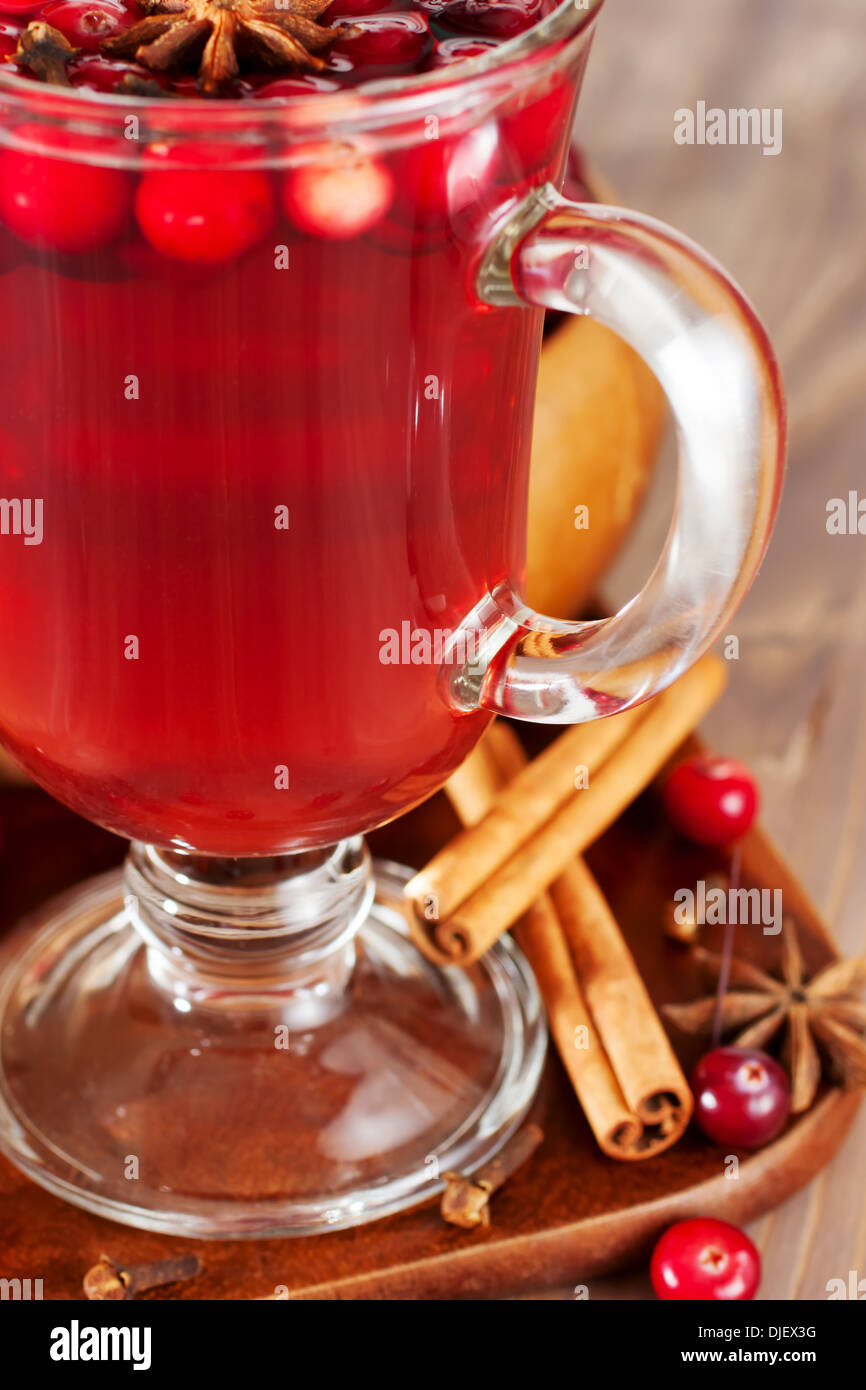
xmin=0 ymin=0 xmax=605 ymax=136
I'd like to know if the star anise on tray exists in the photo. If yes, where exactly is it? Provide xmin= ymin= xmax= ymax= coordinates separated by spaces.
xmin=664 ymin=920 xmax=866 ymax=1114
xmin=14 ymin=21 xmax=80 ymax=86
xmin=101 ymin=0 xmax=346 ymax=96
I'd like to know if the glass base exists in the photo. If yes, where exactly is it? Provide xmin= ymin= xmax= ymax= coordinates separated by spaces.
xmin=0 ymin=858 xmax=545 ymax=1238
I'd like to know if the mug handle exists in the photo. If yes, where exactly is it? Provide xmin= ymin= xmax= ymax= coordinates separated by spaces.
xmin=444 ymin=187 xmax=786 ymax=722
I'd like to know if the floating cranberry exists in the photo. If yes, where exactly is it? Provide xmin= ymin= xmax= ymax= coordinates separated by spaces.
xmin=437 ymin=0 xmax=543 ymax=39
xmin=41 ymin=0 xmax=139 ymax=52
xmin=0 ymin=17 xmax=21 ymax=57
xmin=0 ymin=0 xmax=42 ymax=13
xmin=333 ymin=12 xmax=431 ymax=69
xmin=136 ymin=159 xmax=276 ymax=264
xmin=651 ymin=1218 xmax=760 ymax=1301
xmin=71 ymin=54 xmax=168 ymax=92
xmin=0 ymin=124 xmax=133 ymax=254
xmin=324 ymin=0 xmax=392 ymax=13
xmin=283 ymin=144 xmax=394 ymax=240
xmin=692 ymin=1046 xmax=790 ymax=1149
xmin=389 ymin=121 xmax=505 ymax=233
xmin=252 ymin=74 xmax=341 ymax=99
xmin=662 ymin=753 xmax=759 ymax=846
xmin=430 ymin=35 xmax=497 ymax=66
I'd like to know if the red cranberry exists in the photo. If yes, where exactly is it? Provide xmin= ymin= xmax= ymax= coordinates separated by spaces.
xmin=283 ymin=145 xmax=394 ymax=240
xmin=389 ymin=121 xmax=505 ymax=233
xmin=0 ymin=18 xmax=19 ymax=56
xmin=692 ymin=1046 xmax=790 ymax=1149
xmin=662 ymin=754 xmax=759 ymax=846
xmin=324 ymin=0 xmax=392 ymax=13
xmin=0 ymin=0 xmax=42 ymax=13
xmin=430 ymin=36 xmax=497 ymax=66
xmin=0 ymin=124 xmax=133 ymax=254
xmin=651 ymin=1218 xmax=760 ymax=1301
xmin=71 ymin=54 xmax=168 ymax=91
xmin=438 ymin=0 xmax=544 ymax=39
xmin=333 ymin=12 xmax=431 ymax=68
xmin=252 ymin=74 xmax=341 ymax=99
xmin=41 ymin=0 xmax=139 ymax=52
xmin=136 ymin=159 xmax=276 ymax=263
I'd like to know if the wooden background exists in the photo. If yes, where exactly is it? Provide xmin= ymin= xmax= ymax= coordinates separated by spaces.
xmin=0 ymin=0 xmax=861 ymax=1306
xmin=533 ymin=0 xmax=866 ymax=1301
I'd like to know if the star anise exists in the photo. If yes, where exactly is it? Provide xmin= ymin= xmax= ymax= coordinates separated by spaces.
xmin=101 ymin=0 xmax=346 ymax=96
xmin=14 ymin=21 xmax=80 ymax=87
xmin=664 ymin=919 xmax=866 ymax=1113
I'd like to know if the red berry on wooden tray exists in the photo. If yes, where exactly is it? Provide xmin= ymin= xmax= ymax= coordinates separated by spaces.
xmin=662 ymin=753 xmax=759 ymax=846
xmin=692 ymin=1046 xmax=791 ymax=1148
xmin=651 ymin=1218 xmax=761 ymax=1301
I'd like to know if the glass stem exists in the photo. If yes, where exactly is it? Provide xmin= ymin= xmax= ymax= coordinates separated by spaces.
xmin=123 ymin=838 xmax=374 ymax=1021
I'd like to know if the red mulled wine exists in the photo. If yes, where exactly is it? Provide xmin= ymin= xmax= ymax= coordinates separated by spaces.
xmin=0 ymin=0 xmax=580 ymax=853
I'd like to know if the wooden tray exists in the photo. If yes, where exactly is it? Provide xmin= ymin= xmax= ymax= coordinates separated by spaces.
xmin=0 ymin=750 xmax=859 ymax=1301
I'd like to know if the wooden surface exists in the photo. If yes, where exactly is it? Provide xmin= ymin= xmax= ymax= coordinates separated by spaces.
xmin=562 ymin=0 xmax=866 ymax=1301
xmin=0 ymin=0 xmax=862 ymax=1304
xmin=0 ymin=772 xmax=859 ymax=1300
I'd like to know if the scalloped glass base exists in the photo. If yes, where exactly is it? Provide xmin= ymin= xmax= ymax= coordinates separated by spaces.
xmin=0 ymin=860 xmax=545 ymax=1238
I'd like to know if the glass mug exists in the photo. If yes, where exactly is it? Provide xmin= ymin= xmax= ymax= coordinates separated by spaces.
xmin=0 ymin=0 xmax=784 ymax=1236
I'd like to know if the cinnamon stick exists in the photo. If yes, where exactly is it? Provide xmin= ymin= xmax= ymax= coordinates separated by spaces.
xmin=447 ymin=738 xmax=642 ymax=1157
xmin=449 ymin=722 xmax=692 ymax=1158
xmin=407 ymin=699 xmax=648 ymax=935
xmin=552 ymin=858 xmax=692 ymax=1139
xmin=408 ymin=654 xmax=726 ymax=966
